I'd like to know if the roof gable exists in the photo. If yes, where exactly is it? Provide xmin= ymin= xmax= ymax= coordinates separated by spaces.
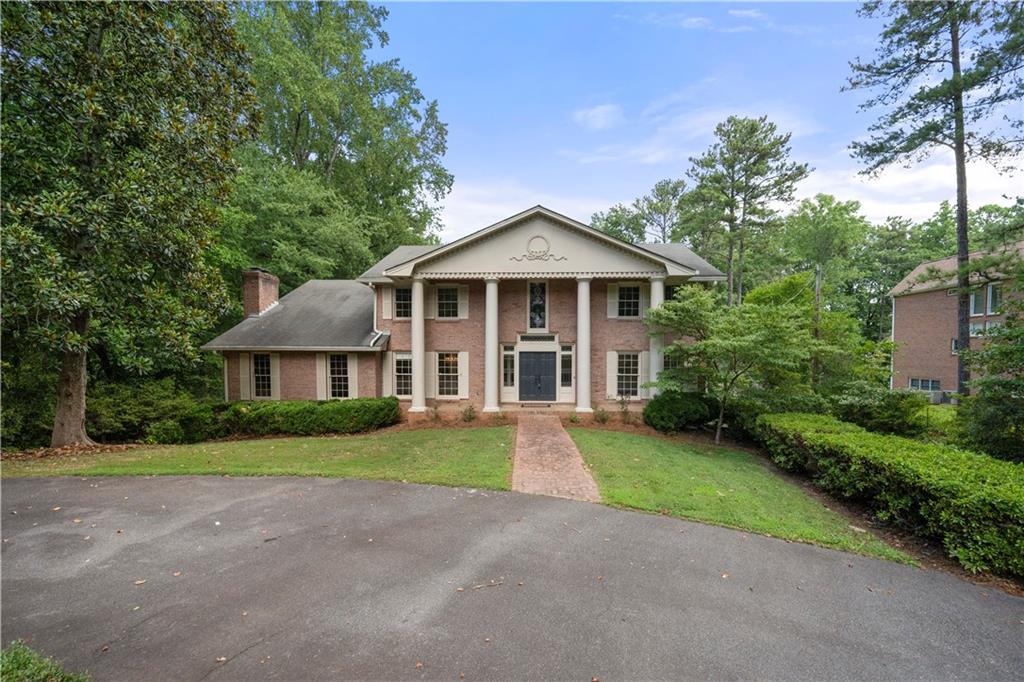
xmin=382 ymin=206 xmax=700 ymax=279
xmin=890 ymin=239 xmax=1023 ymax=296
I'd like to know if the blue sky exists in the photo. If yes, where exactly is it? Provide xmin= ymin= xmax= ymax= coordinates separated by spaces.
xmin=379 ymin=2 xmax=1021 ymax=241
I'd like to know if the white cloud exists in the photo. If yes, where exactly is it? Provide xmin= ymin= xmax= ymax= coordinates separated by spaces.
xmin=572 ymin=103 xmax=625 ymax=132
xmin=569 ymin=103 xmax=825 ymax=167
xmin=796 ymin=150 xmax=1023 ymax=223
xmin=437 ymin=179 xmax=616 ymax=242
xmin=728 ymin=9 xmax=766 ymax=20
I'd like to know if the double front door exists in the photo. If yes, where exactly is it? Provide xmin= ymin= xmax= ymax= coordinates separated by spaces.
xmin=518 ymin=351 xmax=557 ymax=401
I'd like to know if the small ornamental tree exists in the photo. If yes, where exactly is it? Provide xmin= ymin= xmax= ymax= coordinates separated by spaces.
xmin=648 ymin=286 xmax=813 ymax=443
xmin=1 ymin=2 xmax=259 ymax=446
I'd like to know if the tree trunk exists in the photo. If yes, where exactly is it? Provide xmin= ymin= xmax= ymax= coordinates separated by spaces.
xmin=736 ymin=235 xmax=745 ymax=305
xmin=811 ymin=263 xmax=822 ymax=388
xmin=949 ymin=3 xmax=971 ymax=396
xmin=725 ymin=238 xmax=735 ymax=306
xmin=715 ymin=400 xmax=725 ymax=444
xmin=51 ymin=313 xmax=94 ymax=447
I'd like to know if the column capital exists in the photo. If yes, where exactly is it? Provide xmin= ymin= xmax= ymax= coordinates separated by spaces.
xmin=649 ymin=275 xmax=666 ymax=282
xmin=576 ymin=276 xmax=593 ymax=282
xmin=484 ymin=277 xmax=500 ymax=284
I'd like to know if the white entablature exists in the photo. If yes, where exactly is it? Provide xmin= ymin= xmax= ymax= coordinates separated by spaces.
xmin=383 ymin=206 xmax=698 ymax=280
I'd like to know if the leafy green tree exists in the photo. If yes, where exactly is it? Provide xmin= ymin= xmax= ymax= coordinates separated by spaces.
xmin=846 ymin=0 xmax=1024 ymax=394
xmin=1 ymin=2 xmax=258 ymax=446
xmin=591 ymin=204 xmax=646 ymax=243
xmin=687 ymin=116 xmax=810 ymax=305
xmin=235 ymin=1 xmax=451 ymax=253
xmin=958 ymin=246 xmax=1024 ymax=460
xmin=649 ymin=286 xmax=813 ymax=443
xmin=634 ymin=179 xmax=688 ymax=243
xmin=218 ymin=149 xmax=375 ymax=296
xmin=783 ymin=195 xmax=871 ymax=386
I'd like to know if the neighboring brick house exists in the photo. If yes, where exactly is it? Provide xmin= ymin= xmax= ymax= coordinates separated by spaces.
xmin=889 ymin=240 xmax=1022 ymax=398
xmin=203 ymin=205 xmax=724 ymax=413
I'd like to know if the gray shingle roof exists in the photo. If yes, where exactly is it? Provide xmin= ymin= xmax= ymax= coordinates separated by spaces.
xmin=201 ymin=280 xmax=383 ymax=351
xmin=641 ymin=243 xmax=725 ymax=280
xmin=358 ymin=245 xmax=437 ymax=281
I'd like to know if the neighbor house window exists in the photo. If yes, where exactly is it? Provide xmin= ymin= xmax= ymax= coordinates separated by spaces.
xmin=970 ymin=290 xmax=985 ymax=316
xmin=617 ymin=352 xmax=639 ymax=397
xmin=437 ymin=352 xmax=459 ymax=396
xmin=502 ymin=345 xmax=515 ymax=387
xmin=437 ymin=287 xmax=459 ymax=318
xmin=663 ymin=352 xmax=679 ymax=372
xmin=394 ymin=288 xmax=412 ymax=319
xmin=529 ymin=281 xmax=547 ymax=330
xmin=988 ymin=284 xmax=1002 ymax=315
xmin=253 ymin=353 xmax=272 ymax=398
xmin=970 ymin=320 xmax=986 ymax=337
xmin=664 ymin=285 xmax=679 ymax=303
xmin=909 ymin=378 xmax=940 ymax=391
xmin=394 ymin=354 xmax=412 ymax=397
xmin=560 ymin=345 xmax=573 ymax=388
xmin=618 ymin=285 xmax=641 ymax=318
xmin=950 ymin=338 xmax=959 ymax=355
xmin=329 ymin=354 xmax=349 ymax=398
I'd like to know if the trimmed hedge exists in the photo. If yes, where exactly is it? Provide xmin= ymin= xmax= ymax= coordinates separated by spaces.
xmin=221 ymin=397 xmax=400 ymax=437
xmin=643 ymin=391 xmax=709 ymax=432
xmin=755 ymin=413 xmax=1024 ymax=578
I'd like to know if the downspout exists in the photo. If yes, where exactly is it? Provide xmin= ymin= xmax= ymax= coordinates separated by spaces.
xmin=368 ymin=283 xmax=385 ymax=347
xmin=889 ymin=296 xmax=896 ymax=390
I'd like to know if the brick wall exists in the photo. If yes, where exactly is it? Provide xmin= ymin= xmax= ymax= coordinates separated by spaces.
xmin=279 ymin=352 xmax=317 ymax=400
xmin=220 ymin=350 xmax=380 ymax=401
xmin=892 ymin=288 xmax=1005 ymax=391
xmin=377 ymin=279 xmax=649 ymax=408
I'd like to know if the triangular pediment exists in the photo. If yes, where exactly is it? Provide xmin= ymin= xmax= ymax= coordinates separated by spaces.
xmin=384 ymin=206 xmax=695 ymax=279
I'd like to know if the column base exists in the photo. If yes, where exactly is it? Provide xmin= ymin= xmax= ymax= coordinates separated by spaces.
xmin=408 ymin=406 xmax=427 ymax=413
xmin=482 ymin=406 xmax=501 ymax=413
xmin=574 ymin=407 xmax=594 ymax=414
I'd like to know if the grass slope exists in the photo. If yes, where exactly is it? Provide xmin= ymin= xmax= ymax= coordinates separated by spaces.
xmin=2 ymin=427 xmax=514 ymax=491
xmin=569 ymin=428 xmax=910 ymax=563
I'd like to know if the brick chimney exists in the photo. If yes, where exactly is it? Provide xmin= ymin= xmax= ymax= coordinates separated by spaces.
xmin=242 ymin=268 xmax=279 ymax=317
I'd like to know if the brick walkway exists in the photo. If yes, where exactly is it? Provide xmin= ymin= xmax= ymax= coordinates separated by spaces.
xmin=511 ymin=415 xmax=601 ymax=502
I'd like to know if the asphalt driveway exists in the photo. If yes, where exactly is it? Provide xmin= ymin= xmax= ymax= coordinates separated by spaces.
xmin=2 ymin=477 xmax=1021 ymax=681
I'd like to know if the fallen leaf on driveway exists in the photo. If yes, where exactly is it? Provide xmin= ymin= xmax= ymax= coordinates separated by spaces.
xmin=216 ymin=657 xmax=227 ymax=663
xmin=721 ymin=573 xmax=730 ymax=579
xmin=116 ymin=529 xmax=124 ymax=534
xmin=51 ymin=507 xmax=61 ymax=511
xmin=73 ymin=518 xmax=82 ymax=524
xmin=414 ymin=661 xmax=424 ymax=669
xmin=133 ymin=579 xmax=146 ymax=585
xmin=101 ymin=645 xmax=109 ymax=652
xmin=172 ymin=571 xmax=182 ymax=577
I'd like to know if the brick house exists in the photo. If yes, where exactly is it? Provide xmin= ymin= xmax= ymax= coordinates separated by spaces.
xmin=889 ymin=240 xmax=1022 ymax=398
xmin=203 ymin=205 xmax=724 ymax=413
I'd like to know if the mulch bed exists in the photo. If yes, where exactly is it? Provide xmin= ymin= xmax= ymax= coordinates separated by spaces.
xmin=1 ymin=442 xmax=144 ymax=463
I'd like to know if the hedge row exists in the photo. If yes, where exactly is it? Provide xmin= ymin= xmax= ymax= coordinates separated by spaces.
xmin=755 ymin=413 xmax=1024 ymax=578
xmin=220 ymin=397 xmax=401 ymax=437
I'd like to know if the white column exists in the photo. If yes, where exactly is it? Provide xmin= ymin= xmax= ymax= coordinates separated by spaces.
xmin=483 ymin=278 xmax=500 ymax=412
xmin=649 ymin=276 xmax=665 ymax=397
xmin=576 ymin=277 xmax=593 ymax=413
xmin=410 ymin=278 xmax=426 ymax=412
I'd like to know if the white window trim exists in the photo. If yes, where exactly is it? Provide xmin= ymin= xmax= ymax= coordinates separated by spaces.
xmin=393 ymin=352 xmax=413 ymax=398
xmin=987 ymin=284 xmax=1001 ymax=315
xmin=527 ymin=280 xmax=549 ymax=332
xmin=327 ymin=353 xmax=357 ymax=400
xmin=394 ymin=287 xmax=412 ymax=320
xmin=969 ymin=290 xmax=985 ymax=317
xmin=970 ymin=320 xmax=986 ymax=337
xmin=616 ymin=282 xmax=644 ymax=319
xmin=251 ymin=352 xmax=279 ymax=401
xmin=435 ymin=351 xmax=461 ymax=400
xmin=434 ymin=284 xmax=468 ymax=321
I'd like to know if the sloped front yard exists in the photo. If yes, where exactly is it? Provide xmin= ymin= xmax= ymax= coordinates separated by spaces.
xmin=568 ymin=428 xmax=910 ymax=563
xmin=1 ymin=427 xmax=515 ymax=491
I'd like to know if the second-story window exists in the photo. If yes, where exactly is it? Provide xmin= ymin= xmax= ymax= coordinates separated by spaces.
xmin=988 ymin=284 xmax=1002 ymax=314
xmin=529 ymin=281 xmax=547 ymax=330
xmin=618 ymin=285 xmax=641 ymax=318
xmin=437 ymin=286 xmax=459 ymax=318
xmin=394 ymin=287 xmax=412 ymax=318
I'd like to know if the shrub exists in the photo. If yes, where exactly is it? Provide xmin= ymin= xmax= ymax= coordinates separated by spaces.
xmin=222 ymin=397 xmax=400 ymax=437
xmin=724 ymin=387 xmax=829 ymax=439
xmin=145 ymin=419 xmax=186 ymax=445
xmin=830 ymin=382 xmax=927 ymax=437
xmin=0 ymin=641 xmax=89 ymax=682
xmin=86 ymin=379 xmax=206 ymax=443
xmin=594 ymin=407 xmax=610 ymax=424
xmin=643 ymin=391 xmax=710 ymax=433
xmin=755 ymin=412 xmax=1024 ymax=578
xmin=568 ymin=413 xmax=580 ymax=424
xmin=461 ymin=405 xmax=477 ymax=422
xmin=956 ymin=391 xmax=1024 ymax=462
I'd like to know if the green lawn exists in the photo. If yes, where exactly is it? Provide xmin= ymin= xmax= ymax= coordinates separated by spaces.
xmin=2 ymin=427 xmax=514 ymax=490
xmin=568 ymin=428 xmax=911 ymax=563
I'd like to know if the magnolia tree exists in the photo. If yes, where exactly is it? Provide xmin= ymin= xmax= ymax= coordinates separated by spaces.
xmin=648 ymin=286 xmax=813 ymax=443
xmin=1 ymin=2 xmax=259 ymax=446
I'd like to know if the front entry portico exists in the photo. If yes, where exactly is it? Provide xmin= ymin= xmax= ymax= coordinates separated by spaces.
xmin=519 ymin=351 xmax=557 ymax=402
